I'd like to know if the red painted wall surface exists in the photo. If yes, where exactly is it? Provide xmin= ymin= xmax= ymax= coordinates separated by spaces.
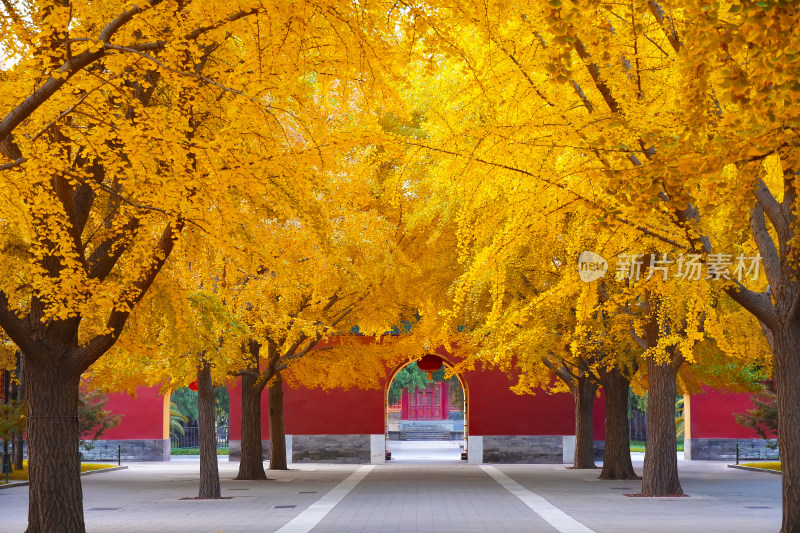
xmin=229 ymin=381 xmax=383 ymax=439
xmin=689 ymin=387 xmax=761 ymax=439
xmin=229 ymin=354 xmax=606 ymax=440
xmin=96 ymin=385 xmax=164 ymax=440
xmin=593 ymin=391 xmax=605 ymax=440
xmin=463 ymin=363 xmax=605 ymax=438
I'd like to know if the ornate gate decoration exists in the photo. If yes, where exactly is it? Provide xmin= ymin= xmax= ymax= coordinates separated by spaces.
xmin=401 ymin=382 xmax=449 ymax=420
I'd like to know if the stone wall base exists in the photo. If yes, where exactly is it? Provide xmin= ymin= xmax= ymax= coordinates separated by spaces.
xmin=481 ymin=435 xmax=565 ymax=463
xmin=230 ymin=434 xmax=605 ymax=464
xmin=292 ymin=434 xmax=371 ymax=464
xmin=227 ymin=439 xmax=271 ymax=461
xmin=467 ymin=435 xmax=602 ymax=464
xmin=685 ymin=438 xmax=779 ymax=461
xmin=86 ymin=439 xmax=170 ymax=461
xmin=593 ymin=440 xmax=605 ymax=461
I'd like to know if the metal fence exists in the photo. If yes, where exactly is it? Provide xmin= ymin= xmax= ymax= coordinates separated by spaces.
xmin=629 ymin=408 xmax=648 ymax=442
xmin=735 ymin=441 xmax=780 ymax=464
xmin=171 ymin=426 xmax=229 ymax=449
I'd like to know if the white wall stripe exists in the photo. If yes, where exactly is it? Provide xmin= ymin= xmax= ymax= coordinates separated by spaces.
xmin=275 ymin=465 xmax=374 ymax=533
xmin=480 ymin=465 xmax=595 ymax=533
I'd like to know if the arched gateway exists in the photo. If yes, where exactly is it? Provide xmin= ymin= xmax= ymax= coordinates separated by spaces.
xmin=384 ymin=355 xmax=470 ymax=461
xmin=224 ymin=345 xmax=602 ymax=465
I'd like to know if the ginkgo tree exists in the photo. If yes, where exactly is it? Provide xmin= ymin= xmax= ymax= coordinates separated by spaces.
xmin=0 ymin=1 xmax=422 ymax=530
xmin=525 ymin=2 xmax=800 ymax=526
xmin=227 ymin=213 xmax=404 ymax=479
xmin=394 ymin=0 xmax=779 ymax=498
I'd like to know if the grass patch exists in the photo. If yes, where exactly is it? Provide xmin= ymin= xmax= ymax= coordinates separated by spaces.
xmin=740 ymin=462 xmax=781 ymax=472
xmin=171 ymin=447 xmax=229 ymax=456
xmin=1 ymin=461 xmax=115 ymax=483
xmin=630 ymin=441 xmax=684 ymax=453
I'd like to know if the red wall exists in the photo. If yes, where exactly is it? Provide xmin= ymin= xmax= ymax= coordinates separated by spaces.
xmin=463 ymin=364 xmax=604 ymax=438
xmin=229 ymin=355 xmax=606 ymax=440
xmin=229 ymin=382 xmax=383 ymax=439
xmin=689 ymin=387 xmax=761 ymax=439
xmin=97 ymin=385 xmax=164 ymax=440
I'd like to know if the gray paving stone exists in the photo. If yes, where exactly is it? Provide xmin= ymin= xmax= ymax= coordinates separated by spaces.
xmin=0 ymin=446 xmax=783 ymax=532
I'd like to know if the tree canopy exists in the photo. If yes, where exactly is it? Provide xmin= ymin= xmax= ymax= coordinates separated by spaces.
xmin=2 ymin=0 xmax=800 ymax=531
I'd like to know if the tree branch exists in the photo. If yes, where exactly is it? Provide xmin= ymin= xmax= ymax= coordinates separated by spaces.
xmin=724 ymin=283 xmax=777 ymax=330
xmin=78 ymin=218 xmax=184 ymax=369
xmin=573 ymin=38 xmax=620 ymax=113
xmin=543 ymin=355 xmax=575 ymax=387
xmin=0 ymin=158 xmax=25 ymax=171
xmin=648 ymin=1 xmax=682 ymax=53
xmin=0 ymin=292 xmax=39 ymax=363
xmin=86 ymin=217 xmax=140 ymax=280
xmin=0 ymin=1 xmax=166 ymax=142
xmin=398 ymin=138 xmax=686 ymax=249
xmin=753 ymin=178 xmax=791 ymax=256
xmin=749 ymin=203 xmax=781 ymax=290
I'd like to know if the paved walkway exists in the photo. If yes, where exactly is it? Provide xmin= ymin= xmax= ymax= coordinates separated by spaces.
xmin=0 ymin=443 xmax=781 ymax=532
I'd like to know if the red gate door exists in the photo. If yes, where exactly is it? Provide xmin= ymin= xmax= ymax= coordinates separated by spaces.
xmin=401 ymin=382 xmax=449 ymax=420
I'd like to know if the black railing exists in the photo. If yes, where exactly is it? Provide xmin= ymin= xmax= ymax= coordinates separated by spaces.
xmin=629 ymin=409 xmax=648 ymax=442
xmin=79 ymin=444 xmax=121 ymax=466
xmin=171 ymin=426 xmax=229 ymax=449
xmin=736 ymin=441 xmax=780 ymax=464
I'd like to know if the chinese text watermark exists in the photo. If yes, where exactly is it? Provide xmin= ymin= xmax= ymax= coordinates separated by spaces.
xmin=578 ymin=251 xmax=762 ymax=283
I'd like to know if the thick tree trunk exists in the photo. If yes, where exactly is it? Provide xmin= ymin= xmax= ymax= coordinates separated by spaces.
xmin=268 ymin=373 xmax=288 ymax=470
xmin=641 ymin=355 xmax=683 ymax=496
xmin=772 ymin=322 xmax=800 ymax=533
xmin=599 ymin=367 xmax=638 ymax=480
xmin=25 ymin=359 xmax=84 ymax=533
xmin=197 ymin=360 xmax=221 ymax=499
xmin=235 ymin=371 xmax=267 ymax=480
xmin=572 ymin=376 xmax=597 ymax=469
xmin=12 ymin=351 xmax=25 ymax=470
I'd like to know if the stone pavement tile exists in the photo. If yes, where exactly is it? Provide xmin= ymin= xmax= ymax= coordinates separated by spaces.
xmin=494 ymin=461 xmax=781 ymax=533
xmin=0 ymin=456 xmax=785 ymax=532
xmin=312 ymin=463 xmax=556 ymax=533
xmin=0 ymin=460 xmax=358 ymax=533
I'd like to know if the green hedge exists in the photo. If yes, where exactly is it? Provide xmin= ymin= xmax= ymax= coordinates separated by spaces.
xmin=630 ymin=440 xmax=684 ymax=453
xmin=171 ymin=447 xmax=229 ymax=456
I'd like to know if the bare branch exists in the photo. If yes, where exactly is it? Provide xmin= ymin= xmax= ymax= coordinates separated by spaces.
xmin=0 ymin=158 xmax=26 ymax=171
xmin=629 ymin=327 xmax=648 ymax=350
xmin=0 ymin=292 xmax=39 ymax=363
xmin=648 ymin=1 xmax=682 ymax=53
xmin=753 ymin=179 xmax=791 ymax=254
xmin=30 ymin=91 xmax=92 ymax=143
xmin=749 ymin=203 xmax=781 ymax=290
xmin=573 ymin=38 xmax=620 ymax=113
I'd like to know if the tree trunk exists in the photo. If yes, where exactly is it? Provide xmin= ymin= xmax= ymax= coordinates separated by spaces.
xmin=268 ymin=373 xmax=288 ymax=470
xmin=772 ymin=322 xmax=800 ymax=532
xmin=641 ymin=355 xmax=683 ymax=496
xmin=25 ymin=358 xmax=84 ymax=533
xmin=572 ymin=376 xmax=597 ymax=469
xmin=599 ymin=367 xmax=638 ymax=480
xmin=197 ymin=360 xmax=221 ymax=499
xmin=235 ymin=370 xmax=267 ymax=480
xmin=12 ymin=351 xmax=24 ymax=470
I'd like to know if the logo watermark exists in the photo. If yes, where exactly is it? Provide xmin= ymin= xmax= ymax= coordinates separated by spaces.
xmin=578 ymin=251 xmax=762 ymax=282
xmin=578 ymin=251 xmax=608 ymax=282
